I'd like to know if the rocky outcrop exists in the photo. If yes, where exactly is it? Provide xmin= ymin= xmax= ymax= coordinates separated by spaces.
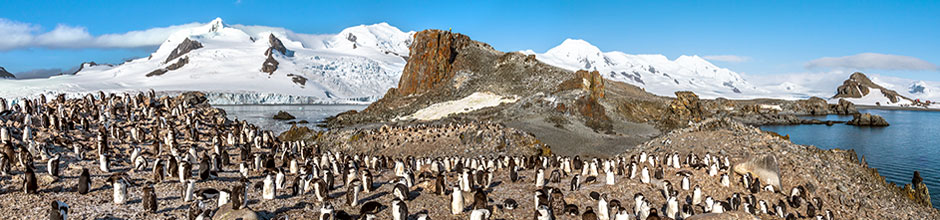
xmin=261 ymin=54 xmax=278 ymax=74
xmin=146 ymin=56 xmax=189 ymax=77
xmin=272 ymin=111 xmax=296 ymax=120
xmin=264 ymin=34 xmax=289 ymax=56
xmin=396 ymin=30 xmax=473 ymax=96
xmin=905 ymin=171 xmax=933 ymax=208
xmin=0 ymin=67 xmax=14 ymax=79
xmin=165 ymin=38 xmax=203 ymax=63
xmin=661 ymin=91 xmax=706 ymax=129
xmin=846 ymin=113 xmax=889 ymax=126
xmin=834 ymin=72 xmax=911 ymax=104
xmin=831 ymin=98 xmax=857 ymax=114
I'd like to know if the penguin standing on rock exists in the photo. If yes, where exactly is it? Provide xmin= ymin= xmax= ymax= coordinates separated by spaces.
xmin=24 ymin=165 xmax=38 ymax=194
xmin=391 ymin=198 xmax=408 ymax=220
xmin=77 ymin=168 xmax=91 ymax=194
xmin=142 ymin=184 xmax=157 ymax=213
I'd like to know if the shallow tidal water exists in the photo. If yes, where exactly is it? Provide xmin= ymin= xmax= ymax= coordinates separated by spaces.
xmin=215 ymin=104 xmax=366 ymax=134
xmin=761 ymin=109 xmax=940 ymax=208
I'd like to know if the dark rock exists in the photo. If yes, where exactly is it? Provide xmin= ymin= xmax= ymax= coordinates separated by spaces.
xmin=0 ymin=66 xmax=15 ymax=79
xmin=264 ymin=34 xmax=288 ymax=56
xmin=831 ymin=98 xmax=858 ymax=115
xmin=273 ymin=111 xmax=296 ymax=120
xmin=145 ymin=68 xmax=168 ymax=77
xmin=166 ymin=56 xmax=188 ymax=71
xmin=261 ymin=54 xmax=278 ymax=74
xmin=287 ymin=74 xmax=307 ymax=86
xmin=846 ymin=113 xmax=889 ymax=126
xmin=165 ymin=38 xmax=203 ymax=63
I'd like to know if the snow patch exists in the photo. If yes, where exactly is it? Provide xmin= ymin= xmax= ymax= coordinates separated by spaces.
xmin=401 ymin=92 xmax=518 ymax=121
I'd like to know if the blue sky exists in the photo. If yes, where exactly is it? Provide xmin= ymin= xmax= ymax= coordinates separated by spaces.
xmin=1 ymin=0 xmax=938 ymax=80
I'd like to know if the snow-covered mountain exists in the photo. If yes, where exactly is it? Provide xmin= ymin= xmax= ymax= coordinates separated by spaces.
xmin=0 ymin=18 xmax=413 ymax=104
xmin=523 ymin=39 xmax=765 ymax=99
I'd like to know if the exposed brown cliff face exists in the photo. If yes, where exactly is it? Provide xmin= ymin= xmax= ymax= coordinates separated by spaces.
xmin=396 ymin=30 xmax=473 ymax=96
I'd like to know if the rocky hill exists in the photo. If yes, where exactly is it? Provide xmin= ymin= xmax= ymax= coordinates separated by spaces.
xmin=833 ymin=72 xmax=915 ymax=106
xmin=0 ymin=67 xmax=14 ymax=79
xmin=326 ymin=29 xmax=861 ymax=156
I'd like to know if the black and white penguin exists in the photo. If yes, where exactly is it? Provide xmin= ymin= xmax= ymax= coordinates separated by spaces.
xmin=47 ymin=154 xmax=60 ymax=177
xmin=183 ymin=179 xmax=196 ymax=202
xmin=111 ymin=174 xmax=129 ymax=204
xmin=262 ymin=173 xmax=276 ymax=200
xmin=360 ymin=169 xmax=373 ymax=193
xmin=318 ymin=203 xmax=334 ymax=220
xmin=536 ymin=204 xmax=555 ymax=220
xmin=48 ymin=201 xmax=68 ymax=220
xmin=77 ymin=168 xmax=91 ymax=194
xmin=469 ymin=208 xmax=491 ymax=220
xmin=434 ymin=174 xmax=446 ymax=195
xmin=142 ymin=184 xmax=157 ymax=213
xmin=451 ymin=186 xmax=463 ymax=215
xmin=360 ymin=201 xmax=382 ymax=216
xmin=24 ymin=165 xmax=38 ymax=194
xmin=570 ymin=174 xmax=582 ymax=191
xmin=563 ymin=203 xmax=579 ymax=216
xmin=391 ymin=198 xmax=408 ymax=220
xmin=503 ymin=198 xmax=518 ymax=210
xmin=471 ymin=189 xmax=487 ymax=210
xmin=581 ymin=206 xmax=598 ymax=220
xmin=346 ymin=181 xmax=361 ymax=206
xmin=393 ymin=183 xmax=409 ymax=201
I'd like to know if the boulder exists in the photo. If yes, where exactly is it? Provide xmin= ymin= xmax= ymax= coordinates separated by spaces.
xmin=846 ymin=113 xmax=889 ymax=126
xmin=733 ymin=154 xmax=782 ymax=190
xmin=273 ymin=111 xmax=296 ymax=120
xmin=214 ymin=204 xmax=261 ymax=220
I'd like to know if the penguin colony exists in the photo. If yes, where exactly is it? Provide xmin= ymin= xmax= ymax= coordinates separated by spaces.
xmin=0 ymin=91 xmax=836 ymax=219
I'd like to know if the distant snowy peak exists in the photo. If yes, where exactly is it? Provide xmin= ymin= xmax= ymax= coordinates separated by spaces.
xmin=909 ymin=81 xmax=929 ymax=94
xmin=327 ymin=22 xmax=415 ymax=57
xmin=47 ymin=18 xmax=416 ymax=104
xmin=528 ymin=39 xmax=757 ymax=98
xmin=832 ymin=72 xmax=914 ymax=106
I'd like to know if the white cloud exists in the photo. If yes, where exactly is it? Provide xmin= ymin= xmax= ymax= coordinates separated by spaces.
xmin=0 ymin=18 xmax=203 ymax=51
xmin=703 ymin=55 xmax=750 ymax=63
xmin=805 ymin=53 xmax=939 ymax=71
xmin=0 ymin=18 xmax=38 ymax=50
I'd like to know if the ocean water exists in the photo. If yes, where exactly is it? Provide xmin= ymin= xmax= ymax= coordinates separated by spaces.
xmin=761 ymin=109 xmax=940 ymax=208
xmin=215 ymin=104 xmax=366 ymax=134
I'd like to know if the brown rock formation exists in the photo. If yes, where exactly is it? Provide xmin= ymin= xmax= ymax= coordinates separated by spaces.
xmin=264 ymin=34 xmax=288 ymax=56
xmin=846 ymin=113 xmax=889 ymax=126
xmin=661 ymin=91 xmax=706 ymax=129
xmin=396 ymin=30 xmax=473 ymax=96
xmin=261 ymin=54 xmax=278 ymax=74
xmin=906 ymin=171 xmax=933 ymax=208
xmin=165 ymin=38 xmax=203 ymax=63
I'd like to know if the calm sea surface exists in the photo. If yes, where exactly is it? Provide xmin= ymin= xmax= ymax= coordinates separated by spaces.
xmin=761 ymin=109 xmax=940 ymax=208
